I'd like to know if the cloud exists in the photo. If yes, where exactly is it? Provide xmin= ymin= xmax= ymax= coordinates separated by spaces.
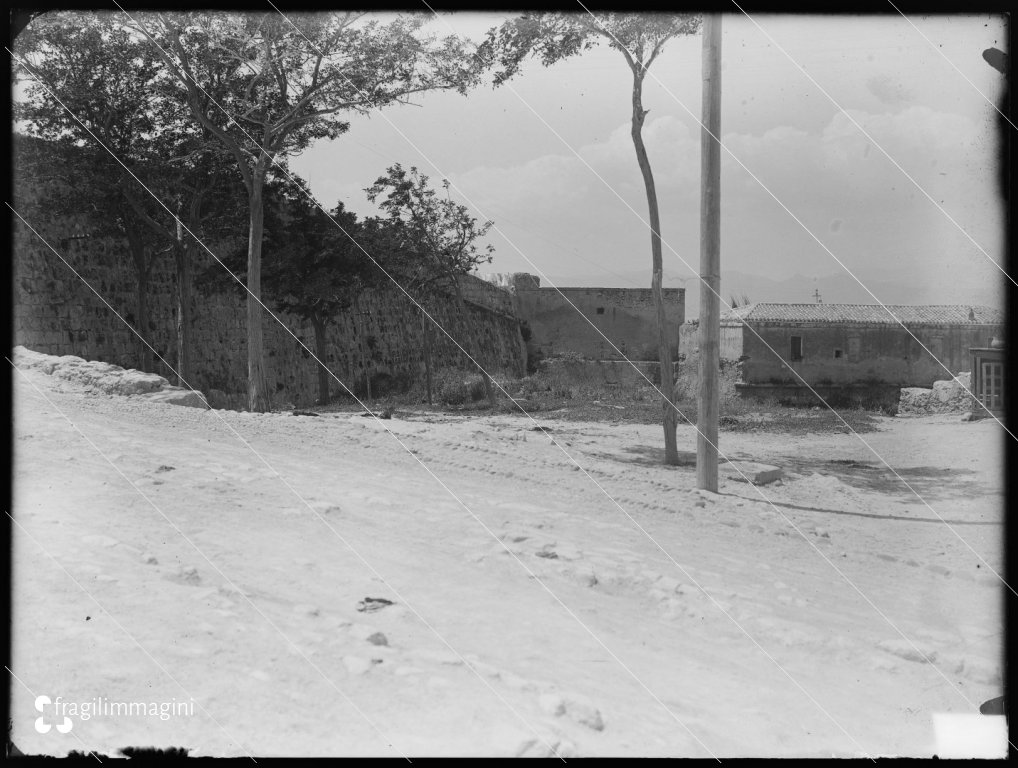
xmin=442 ymin=103 xmax=1000 ymax=297
xmin=866 ymin=74 xmax=913 ymax=106
xmin=454 ymin=102 xmax=983 ymax=226
xmin=454 ymin=114 xmax=702 ymax=211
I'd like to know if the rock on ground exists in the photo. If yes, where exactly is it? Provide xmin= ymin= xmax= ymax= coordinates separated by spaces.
xmin=898 ymin=372 xmax=977 ymax=416
xmin=719 ymin=461 xmax=782 ymax=485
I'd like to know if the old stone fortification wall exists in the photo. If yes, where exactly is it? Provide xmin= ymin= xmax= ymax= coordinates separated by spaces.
xmin=489 ymin=273 xmax=684 ymax=362
xmin=456 ymin=273 xmax=518 ymax=317
xmin=13 ymin=195 xmax=525 ymax=409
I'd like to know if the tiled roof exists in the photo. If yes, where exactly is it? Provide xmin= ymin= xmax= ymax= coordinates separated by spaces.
xmin=720 ymin=303 xmax=1004 ymax=325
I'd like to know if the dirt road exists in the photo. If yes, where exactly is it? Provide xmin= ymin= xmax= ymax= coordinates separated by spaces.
xmin=10 ymin=364 xmax=1006 ymax=757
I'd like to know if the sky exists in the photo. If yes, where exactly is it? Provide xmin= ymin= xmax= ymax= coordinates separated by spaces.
xmin=287 ymin=11 xmax=1009 ymax=309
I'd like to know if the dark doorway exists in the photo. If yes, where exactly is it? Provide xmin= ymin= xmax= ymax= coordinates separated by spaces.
xmin=790 ymin=336 xmax=803 ymax=361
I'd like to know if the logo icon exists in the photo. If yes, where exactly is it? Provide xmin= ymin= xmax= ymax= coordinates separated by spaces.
xmin=34 ymin=695 xmax=73 ymax=734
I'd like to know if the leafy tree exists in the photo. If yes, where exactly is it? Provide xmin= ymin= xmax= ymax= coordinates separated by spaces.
xmin=482 ymin=12 xmax=701 ymax=465
xmin=365 ymin=163 xmax=496 ymax=406
xmin=262 ymin=185 xmax=378 ymax=406
xmin=127 ymin=11 xmax=483 ymax=411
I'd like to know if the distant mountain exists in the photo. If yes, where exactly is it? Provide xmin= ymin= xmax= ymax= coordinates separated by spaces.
xmin=526 ymin=268 xmax=1001 ymax=321
xmin=535 ymin=269 xmax=686 ymax=291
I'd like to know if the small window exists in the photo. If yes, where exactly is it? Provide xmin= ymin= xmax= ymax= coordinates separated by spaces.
xmin=833 ymin=349 xmax=843 ymax=359
xmin=596 ymin=307 xmax=605 ymax=315
xmin=790 ymin=336 xmax=803 ymax=362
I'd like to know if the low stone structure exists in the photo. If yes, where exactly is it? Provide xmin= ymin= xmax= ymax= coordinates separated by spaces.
xmin=13 ymin=346 xmax=209 ymax=408
xmin=897 ymin=372 xmax=978 ymax=416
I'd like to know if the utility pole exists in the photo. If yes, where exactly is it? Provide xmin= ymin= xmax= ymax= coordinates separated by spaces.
xmin=697 ymin=13 xmax=722 ymax=492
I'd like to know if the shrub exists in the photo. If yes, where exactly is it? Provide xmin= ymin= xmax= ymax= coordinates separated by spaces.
xmin=432 ymin=368 xmax=488 ymax=405
xmin=526 ymin=345 xmax=544 ymax=375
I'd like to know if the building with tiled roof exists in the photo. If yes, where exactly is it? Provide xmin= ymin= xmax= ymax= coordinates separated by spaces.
xmin=722 ymin=303 xmax=1003 ymax=326
xmin=719 ymin=303 xmax=1004 ymax=393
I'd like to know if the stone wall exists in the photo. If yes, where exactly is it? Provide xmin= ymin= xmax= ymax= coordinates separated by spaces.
xmin=455 ymin=272 xmax=518 ymax=318
xmin=500 ymin=273 xmax=684 ymax=362
xmin=13 ymin=180 xmax=526 ymax=409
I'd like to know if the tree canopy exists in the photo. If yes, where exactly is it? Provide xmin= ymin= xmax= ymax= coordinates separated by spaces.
xmin=481 ymin=12 xmax=700 ymax=85
xmin=365 ymin=163 xmax=494 ymax=292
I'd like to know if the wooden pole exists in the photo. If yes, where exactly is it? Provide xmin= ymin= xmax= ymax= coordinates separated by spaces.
xmin=697 ymin=13 xmax=722 ymax=492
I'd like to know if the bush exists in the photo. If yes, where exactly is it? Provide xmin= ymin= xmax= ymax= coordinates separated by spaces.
xmin=551 ymin=386 xmax=576 ymax=400
xmin=520 ymin=375 xmax=550 ymax=396
xmin=526 ymin=346 xmax=544 ymax=375
xmin=432 ymin=368 xmax=488 ymax=405
xmin=880 ymin=401 xmax=899 ymax=417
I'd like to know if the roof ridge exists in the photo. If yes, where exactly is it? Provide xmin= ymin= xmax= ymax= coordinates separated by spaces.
xmin=720 ymin=302 xmax=1003 ymax=324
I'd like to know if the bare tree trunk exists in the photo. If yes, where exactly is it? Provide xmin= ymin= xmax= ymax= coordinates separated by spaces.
xmin=630 ymin=72 xmax=678 ymax=465
xmin=174 ymin=214 xmax=193 ymax=387
xmin=310 ymin=313 xmax=330 ymax=406
xmin=246 ymin=170 xmax=270 ymax=412
xmin=124 ymin=225 xmax=153 ymax=372
xmin=421 ymin=309 xmax=433 ymax=405
xmin=138 ymin=263 xmax=152 ymax=372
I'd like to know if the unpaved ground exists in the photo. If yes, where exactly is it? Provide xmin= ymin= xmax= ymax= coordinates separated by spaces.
xmin=9 ymin=360 xmax=1006 ymax=757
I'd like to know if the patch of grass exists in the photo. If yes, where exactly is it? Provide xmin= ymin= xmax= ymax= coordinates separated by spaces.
xmin=430 ymin=369 xmax=487 ymax=405
xmin=313 ymin=362 xmax=883 ymax=434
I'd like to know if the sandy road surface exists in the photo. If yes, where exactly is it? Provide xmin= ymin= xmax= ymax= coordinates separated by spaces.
xmin=10 ymin=365 xmax=1006 ymax=756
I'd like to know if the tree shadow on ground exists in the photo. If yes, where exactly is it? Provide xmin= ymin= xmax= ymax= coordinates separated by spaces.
xmin=772 ymin=456 xmax=990 ymax=500
xmin=608 ymin=446 xmax=994 ymax=506
xmin=715 ymin=492 xmax=1001 ymax=526
xmin=617 ymin=444 xmax=698 ymax=467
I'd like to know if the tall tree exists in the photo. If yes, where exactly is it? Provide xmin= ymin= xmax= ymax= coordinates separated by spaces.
xmin=365 ymin=163 xmax=497 ymax=407
xmin=127 ymin=11 xmax=482 ymax=411
xmin=482 ymin=12 xmax=701 ymax=465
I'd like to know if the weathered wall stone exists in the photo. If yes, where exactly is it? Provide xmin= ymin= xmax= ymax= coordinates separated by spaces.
xmin=13 ymin=151 xmax=526 ymax=409
xmin=511 ymin=278 xmax=684 ymax=362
